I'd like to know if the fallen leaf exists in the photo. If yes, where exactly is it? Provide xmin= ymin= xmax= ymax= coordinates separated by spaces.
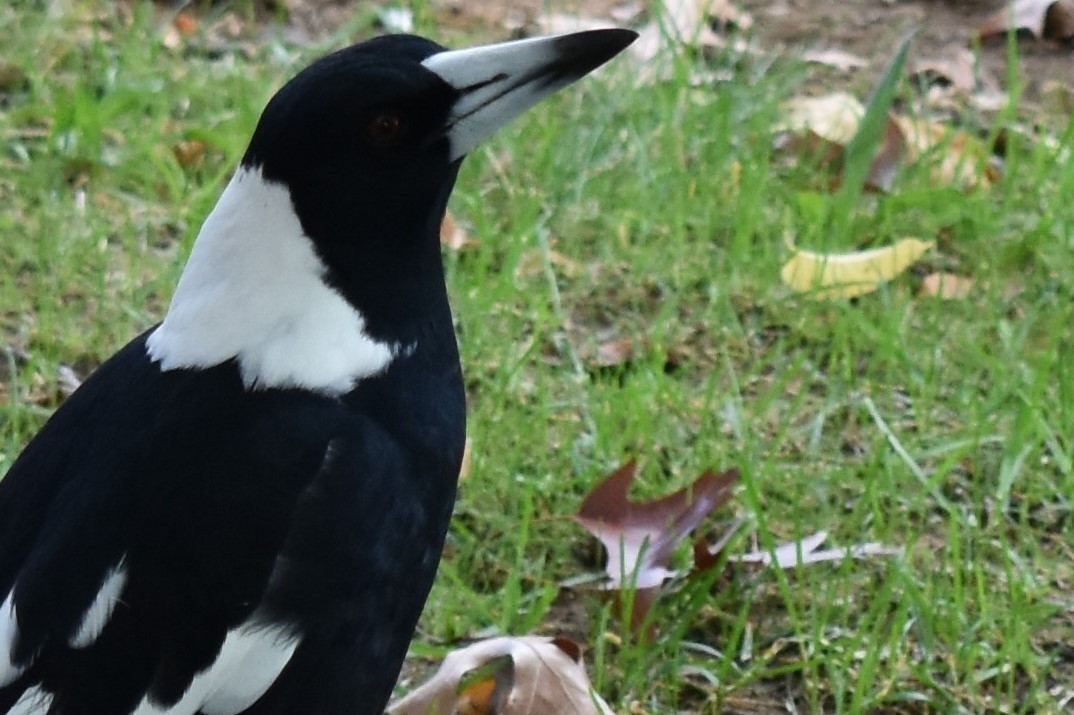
xmin=441 ymin=211 xmax=478 ymax=252
xmin=920 ymin=272 xmax=974 ymax=299
xmin=978 ymin=0 xmax=1074 ymax=41
xmin=802 ymin=48 xmax=869 ymax=71
xmin=692 ymin=517 xmax=746 ymax=572
xmin=173 ymin=139 xmax=207 ymax=169
xmin=780 ymin=237 xmax=934 ymax=299
xmin=389 ymin=636 xmax=614 ymax=715
xmin=911 ymin=50 xmax=977 ymax=92
xmin=776 ymin=95 xmax=907 ymax=191
xmin=56 ymin=364 xmax=82 ymax=397
xmin=729 ymin=531 xmax=901 ymax=568
xmin=777 ymin=92 xmax=865 ymax=146
xmin=456 ymin=655 xmax=512 ymax=715
xmin=578 ymin=462 xmax=739 ymax=589
xmin=578 ymin=337 xmax=638 ymax=369
xmin=576 ymin=462 xmax=738 ymax=629
xmin=174 ymin=11 xmax=198 ymax=37
xmin=458 ymin=438 xmax=474 ymax=481
xmin=863 ymin=116 xmax=907 ymax=192
xmin=893 ymin=116 xmax=1000 ymax=188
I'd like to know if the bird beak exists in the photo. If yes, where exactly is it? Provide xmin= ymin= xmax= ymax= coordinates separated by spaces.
xmin=422 ymin=29 xmax=637 ymax=161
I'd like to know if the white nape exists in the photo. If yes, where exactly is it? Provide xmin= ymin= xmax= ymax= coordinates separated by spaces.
xmin=69 ymin=563 xmax=128 ymax=649
xmin=147 ymin=167 xmax=397 ymax=395
xmin=0 ymin=590 xmax=25 ymax=688
xmin=8 ymin=685 xmax=53 ymax=715
xmin=132 ymin=623 xmax=299 ymax=715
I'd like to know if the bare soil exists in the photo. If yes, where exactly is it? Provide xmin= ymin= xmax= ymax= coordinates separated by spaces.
xmin=279 ymin=0 xmax=1074 ymax=116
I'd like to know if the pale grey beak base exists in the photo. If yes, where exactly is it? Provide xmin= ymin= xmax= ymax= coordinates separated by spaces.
xmin=422 ymin=29 xmax=637 ymax=161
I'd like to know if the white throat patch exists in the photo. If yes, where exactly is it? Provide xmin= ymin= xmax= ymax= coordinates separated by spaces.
xmin=146 ymin=167 xmax=397 ymax=394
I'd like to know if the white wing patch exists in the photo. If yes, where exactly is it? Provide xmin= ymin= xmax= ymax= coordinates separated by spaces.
xmin=132 ymin=622 xmax=299 ymax=715
xmin=69 ymin=563 xmax=128 ymax=649
xmin=146 ymin=166 xmax=399 ymax=395
xmin=8 ymin=685 xmax=52 ymax=715
xmin=1 ymin=590 xmax=25 ymax=688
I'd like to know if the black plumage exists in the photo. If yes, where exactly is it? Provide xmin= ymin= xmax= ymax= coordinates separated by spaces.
xmin=0 ymin=29 xmax=635 ymax=715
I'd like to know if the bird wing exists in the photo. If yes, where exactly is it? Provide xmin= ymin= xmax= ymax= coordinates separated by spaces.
xmin=0 ymin=333 xmax=387 ymax=715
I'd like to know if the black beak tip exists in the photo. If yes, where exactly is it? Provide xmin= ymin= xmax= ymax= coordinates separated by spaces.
xmin=553 ymin=28 xmax=639 ymax=73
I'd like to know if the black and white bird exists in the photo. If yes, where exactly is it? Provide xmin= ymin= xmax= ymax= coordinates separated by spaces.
xmin=0 ymin=29 xmax=635 ymax=715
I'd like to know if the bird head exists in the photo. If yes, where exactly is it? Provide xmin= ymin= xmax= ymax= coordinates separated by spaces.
xmin=148 ymin=30 xmax=636 ymax=392
xmin=243 ymin=30 xmax=637 ymax=278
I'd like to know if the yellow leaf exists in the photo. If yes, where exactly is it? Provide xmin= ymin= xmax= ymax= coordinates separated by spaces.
xmin=777 ymin=92 xmax=865 ymax=145
xmin=781 ymin=238 xmax=933 ymax=299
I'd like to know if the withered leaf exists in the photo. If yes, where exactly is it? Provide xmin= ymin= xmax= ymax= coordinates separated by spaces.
xmin=978 ymin=0 xmax=1074 ymax=41
xmin=893 ymin=116 xmax=1000 ymax=189
xmin=802 ymin=48 xmax=869 ymax=71
xmin=780 ymin=238 xmax=934 ymax=299
xmin=911 ymin=50 xmax=977 ymax=93
xmin=728 ymin=531 xmax=901 ymax=569
xmin=173 ymin=139 xmax=207 ymax=169
xmin=441 ymin=211 xmax=479 ymax=252
xmin=389 ymin=636 xmax=613 ymax=715
xmin=578 ymin=337 xmax=638 ymax=369
xmin=920 ymin=272 xmax=974 ymax=300
xmin=578 ymin=462 xmax=739 ymax=590
xmin=774 ymin=94 xmax=905 ymax=192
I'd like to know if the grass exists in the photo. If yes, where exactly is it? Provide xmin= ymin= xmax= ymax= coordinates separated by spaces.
xmin=2 ymin=1 xmax=1073 ymax=712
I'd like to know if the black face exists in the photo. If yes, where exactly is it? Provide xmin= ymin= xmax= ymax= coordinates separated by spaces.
xmin=242 ymin=35 xmax=463 ymax=306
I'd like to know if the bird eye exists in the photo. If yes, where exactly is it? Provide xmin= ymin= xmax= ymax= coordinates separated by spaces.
xmin=365 ymin=112 xmax=406 ymax=147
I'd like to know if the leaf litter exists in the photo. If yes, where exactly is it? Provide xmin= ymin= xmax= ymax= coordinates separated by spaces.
xmin=389 ymin=636 xmax=613 ymax=715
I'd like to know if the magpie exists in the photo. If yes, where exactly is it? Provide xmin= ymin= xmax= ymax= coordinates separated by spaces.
xmin=0 ymin=28 xmax=635 ymax=715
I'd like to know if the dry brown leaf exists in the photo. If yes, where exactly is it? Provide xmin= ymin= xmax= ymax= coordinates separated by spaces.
xmin=440 ymin=211 xmax=478 ymax=252
xmin=692 ymin=517 xmax=745 ymax=572
xmin=729 ymin=531 xmax=901 ymax=568
xmin=781 ymin=238 xmax=934 ymax=299
xmin=911 ymin=50 xmax=977 ymax=92
xmin=173 ymin=139 xmax=207 ymax=169
xmin=458 ymin=438 xmax=474 ymax=482
xmin=920 ymin=272 xmax=974 ymax=299
xmin=978 ymin=0 xmax=1074 ymax=41
xmin=802 ymin=48 xmax=869 ymax=71
xmin=576 ymin=462 xmax=737 ymax=630
xmin=775 ymin=94 xmax=906 ymax=192
xmin=389 ymin=636 xmax=613 ymax=715
xmin=175 ymin=11 xmax=198 ymax=37
xmin=578 ymin=337 xmax=638 ymax=369
xmin=865 ymin=116 xmax=907 ymax=193
xmin=777 ymin=92 xmax=865 ymax=146
xmin=893 ymin=116 xmax=1000 ymax=188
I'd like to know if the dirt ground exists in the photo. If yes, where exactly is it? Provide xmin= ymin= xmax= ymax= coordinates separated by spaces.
xmin=741 ymin=0 xmax=1074 ymax=101
xmin=279 ymin=0 xmax=1074 ymax=110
